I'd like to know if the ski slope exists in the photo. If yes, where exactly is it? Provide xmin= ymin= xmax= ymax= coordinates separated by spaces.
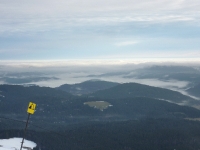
xmin=0 ymin=138 xmax=36 ymax=150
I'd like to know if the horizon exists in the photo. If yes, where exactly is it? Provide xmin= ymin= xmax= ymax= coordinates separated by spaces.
xmin=0 ymin=58 xmax=200 ymax=67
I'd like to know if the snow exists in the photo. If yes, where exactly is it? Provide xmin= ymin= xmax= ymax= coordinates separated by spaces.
xmin=0 ymin=138 xmax=36 ymax=150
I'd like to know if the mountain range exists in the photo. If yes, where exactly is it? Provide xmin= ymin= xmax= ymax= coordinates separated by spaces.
xmin=0 ymin=80 xmax=200 ymax=125
xmin=85 ymin=66 xmax=200 ymax=88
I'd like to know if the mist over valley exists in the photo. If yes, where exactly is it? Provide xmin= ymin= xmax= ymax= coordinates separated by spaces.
xmin=1 ymin=62 xmax=200 ymax=149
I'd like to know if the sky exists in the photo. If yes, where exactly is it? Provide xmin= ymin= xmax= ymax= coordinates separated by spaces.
xmin=0 ymin=0 xmax=200 ymax=61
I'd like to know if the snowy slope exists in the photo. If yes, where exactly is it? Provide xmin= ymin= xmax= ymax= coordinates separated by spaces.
xmin=0 ymin=138 xmax=36 ymax=150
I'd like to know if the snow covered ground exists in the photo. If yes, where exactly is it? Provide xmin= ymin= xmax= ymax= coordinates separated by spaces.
xmin=0 ymin=138 xmax=36 ymax=150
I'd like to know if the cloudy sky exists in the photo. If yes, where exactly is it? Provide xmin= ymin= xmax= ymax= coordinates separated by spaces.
xmin=1 ymin=0 xmax=200 ymax=61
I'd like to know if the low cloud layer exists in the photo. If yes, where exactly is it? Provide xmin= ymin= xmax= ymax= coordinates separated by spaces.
xmin=1 ymin=61 xmax=199 ymax=101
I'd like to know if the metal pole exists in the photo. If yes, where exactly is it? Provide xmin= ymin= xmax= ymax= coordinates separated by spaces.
xmin=20 ymin=113 xmax=30 ymax=150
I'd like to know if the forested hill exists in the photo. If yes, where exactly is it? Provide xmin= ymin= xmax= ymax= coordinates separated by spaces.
xmin=2 ymin=119 xmax=200 ymax=150
xmin=1 ymin=85 xmax=200 ymax=125
xmin=57 ymin=80 xmax=119 ymax=95
xmin=89 ymin=82 xmax=199 ymax=106
xmin=0 ymin=84 xmax=73 ymax=98
xmin=0 ymin=85 xmax=74 ymax=118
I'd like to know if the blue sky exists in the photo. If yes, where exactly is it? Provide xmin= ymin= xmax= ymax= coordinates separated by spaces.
xmin=1 ymin=0 xmax=200 ymax=61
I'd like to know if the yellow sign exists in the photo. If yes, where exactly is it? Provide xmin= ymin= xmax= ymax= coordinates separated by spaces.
xmin=27 ymin=102 xmax=36 ymax=114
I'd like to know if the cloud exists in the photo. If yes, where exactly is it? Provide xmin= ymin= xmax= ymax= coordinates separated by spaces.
xmin=115 ymin=41 xmax=139 ymax=47
xmin=0 ymin=0 xmax=200 ymax=35
xmin=2 ymin=0 xmax=200 ymax=15
xmin=179 ymin=50 xmax=200 ymax=57
xmin=0 ymin=0 xmax=200 ymax=60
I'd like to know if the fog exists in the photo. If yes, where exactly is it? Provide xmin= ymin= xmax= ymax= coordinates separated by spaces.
xmin=0 ymin=60 xmax=199 ymax=99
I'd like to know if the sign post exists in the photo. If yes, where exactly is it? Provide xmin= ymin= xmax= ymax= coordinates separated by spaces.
xmin=20 ymin=102 xmax=36 ymax=150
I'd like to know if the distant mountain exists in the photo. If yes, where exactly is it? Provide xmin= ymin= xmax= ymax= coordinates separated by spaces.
xmin=83 ymin=66 xmax=200 ymax=84
xmin=89 ymin=83 xmax=200 ymax=107
xmin=141 ymin=65 xmax=199 ymax=73
xmin=125 ymin=66 xmax=200 ymax=83
xmin=0 ymin=76 xmax=59 ymax=84
xmin=187 ymin=84 xmax=200 ymax=98
xmin=56 ymin=80 xmax=119 ymax=95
